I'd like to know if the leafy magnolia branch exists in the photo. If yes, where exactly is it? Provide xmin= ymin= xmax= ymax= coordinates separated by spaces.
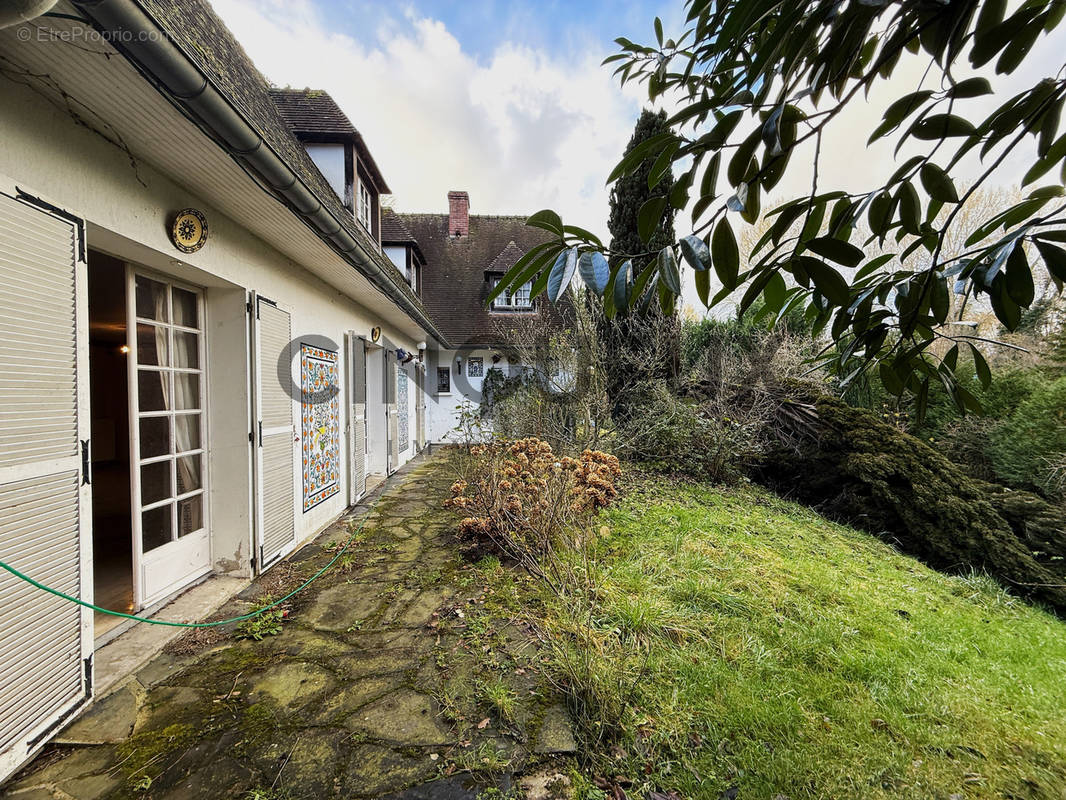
xmin=488 ymin=0 xmax=1066 ymax=415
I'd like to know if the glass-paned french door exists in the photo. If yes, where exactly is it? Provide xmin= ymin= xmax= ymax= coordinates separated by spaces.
xmin=128 ymin=270 xmax=210 ymax=608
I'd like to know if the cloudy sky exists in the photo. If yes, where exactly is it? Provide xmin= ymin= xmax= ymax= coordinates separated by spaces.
xmin=210 ymin=0 xmax=679 ymax=229
xmin=211 ymin=0 xmax=1065 ymax=312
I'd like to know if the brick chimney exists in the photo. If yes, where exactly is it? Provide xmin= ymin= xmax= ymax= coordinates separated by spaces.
xmin=448 ymin=190 xmax=469 ymax=237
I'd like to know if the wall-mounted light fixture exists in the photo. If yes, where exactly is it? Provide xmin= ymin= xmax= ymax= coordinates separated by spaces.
xmin=119 ymin=345 xmax=130 ymax=354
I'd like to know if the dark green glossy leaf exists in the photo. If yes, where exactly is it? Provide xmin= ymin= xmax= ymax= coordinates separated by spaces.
xmin=562 ymin=224 xmax=603 ymax=247
xmin=868 ymin=191 xmax=893 ymax=237
xmin=1022 ymin=131 xmax=1066 ymax=185
xmin=914 ymin=377 xmax=930 ymax=422
xmin=879 ymin=361 xmax=904 ymax=396
xmin=1005 ymin=244 xmax=1034 ymax=306
xmin=997 ymin=16 xmax=1044 ymax=74
xmin=637 ymin=196 xmax=667 ymax=243
xmin=657 ymin=276 xmax=675 ymax=314
xmin=547 ymin=247 xmax=578 ymax=303
xmin=854 ymin=253 xmax=896 ymax=281
xmin=970 ymin=0 xmax=1011 ymax=67
xmin=969 ymin=343 xmax=992 ymax=388
xmin=989 ymin=276 xmax=1022 ymax=330
xmin=898 ymin=181 xmax=922 ymax=235
xmin=763 ymin=271 xmax=786 ymax=313
xmin=931 ymin=274 xmax=950 ymax=324
xmin=881 ymin=90 xmax=934 ymax=129
xmin=700 ymin=109 xmax=743 ymax=150
xmin=805 ymin=236 xmax=864 ymax=267
xmin=919 ymin=163 xmax=959 ymax=203
xmin=1035 ymin=240 xmax=1066 ymax=283
xmin=695 ymin=267 xmax=711 ymax=306
xmin=526 ymin=209 xmax=564 ymax=235
xmin=948 ymin=77 xmax=993 ymax=98
xmin=606 ymin=132 xmax=675 ymax=184
xmin=738 ymin=268 xmax=776 ymax=317
xmin=486 ymin=241 xmax=560 ymax=305
xmin=659 ymin=247 xmax=681 ymax=294
xmin=648 ymin=139 xmax=681 ymax=190
xmin=578 ymin=251 xmax=610 ymax=294
xmin=911 ymin=114 xmax=977 ymax=139
xmin=679 ymin=234 xmax=711 ymax=271
xmin=804 ymin=260 xmax=850 ymax=305
xmin=711 ymin=217 xmax=740 ymax=290
xmin=728 ymin=128 xmax=761 ymax=187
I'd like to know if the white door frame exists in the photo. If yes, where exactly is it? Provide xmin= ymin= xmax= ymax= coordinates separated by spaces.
xmin=345 ymin=332 xmax=366 ymax=506
xmin=125 ymin=267 xmax=211 ymax=610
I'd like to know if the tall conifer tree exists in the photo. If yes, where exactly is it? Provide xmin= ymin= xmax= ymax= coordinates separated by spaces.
xmin=599 ymin=109 xmax=680 ymax=419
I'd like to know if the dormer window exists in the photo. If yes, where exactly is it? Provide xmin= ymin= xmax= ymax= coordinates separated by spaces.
xmin=357 ymin=180 xmax=372 ymax=232
xmin=491 ymin=277 xmax=534 ymax=311
xmin=268 ymin=88 xmax=390 ymax=244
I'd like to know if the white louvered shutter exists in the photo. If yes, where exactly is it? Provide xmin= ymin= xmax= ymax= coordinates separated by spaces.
xmin=386 ymin=352 xmax=399 ymax=474
xmin=415 ymin=368 xmax=425 ymax=452
xmin=0 ymin=188 xmax=92 ymax=781
xmin=255 ymin=299 xmax=296 ymax=569
xmin=347 ymin=333 xmax=366 ymax=505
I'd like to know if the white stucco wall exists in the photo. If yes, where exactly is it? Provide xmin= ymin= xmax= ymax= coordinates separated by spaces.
xmin=426 ymin=349 xmax=517 ymax=443
xmin=0 ymin=77 xmax=425 ymax=579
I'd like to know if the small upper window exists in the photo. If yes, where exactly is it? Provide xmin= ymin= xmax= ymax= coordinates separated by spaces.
xmin=437 ymin=366 xmax=451 ymax=393
xmin=357 ymin=180 xmax=372 ymax=232
xmin=491 ymin=278 xmax=534 ymax=311
xmin=467 ymin=357 xmax=484 ymax=378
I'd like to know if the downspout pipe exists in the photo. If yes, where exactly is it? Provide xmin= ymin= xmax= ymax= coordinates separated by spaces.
xmin=71 ymin=0 xmax=450 ymax=349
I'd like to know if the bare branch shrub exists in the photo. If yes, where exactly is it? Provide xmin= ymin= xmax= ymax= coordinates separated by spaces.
xmin=486 ymin=292 xmax=612 ymax=454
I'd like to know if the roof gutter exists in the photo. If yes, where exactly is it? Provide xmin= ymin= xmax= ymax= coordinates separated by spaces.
xmin=71 ymin=0 xmax=450 ymax=348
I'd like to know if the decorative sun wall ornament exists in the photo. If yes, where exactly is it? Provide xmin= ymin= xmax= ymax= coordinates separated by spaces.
xmin=170 ymin=208 xmax=208 ymax=253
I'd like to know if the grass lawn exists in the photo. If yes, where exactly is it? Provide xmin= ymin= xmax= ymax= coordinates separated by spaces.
xmin=493 ymin=472 xmax=1066 ymax=799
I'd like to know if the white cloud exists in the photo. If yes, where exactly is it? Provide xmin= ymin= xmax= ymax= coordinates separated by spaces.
xmin=208 ymin=0 xmax=1065 ymax=320
xmin=208 ymin=0 xmax=643 ymax=236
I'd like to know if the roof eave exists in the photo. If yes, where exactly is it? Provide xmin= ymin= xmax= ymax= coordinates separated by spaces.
xmin=72 ymin=0 xmax=447 ymax=347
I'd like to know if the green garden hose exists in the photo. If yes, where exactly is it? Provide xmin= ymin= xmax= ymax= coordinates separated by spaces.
xmin=0 ymin=502 xmax=374 ymax=629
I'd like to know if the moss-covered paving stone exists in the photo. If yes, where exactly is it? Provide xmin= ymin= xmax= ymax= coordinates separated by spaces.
xmin=6 ymin=453 xmax=574 ymax=800
xmin=55 ymin=681 xmax=140 ymax=744
xmin=343 ymin=743 xmax=439 ymax=798
xmin=244 ymin=661 xmax=335 ymax=710
xmin=312 ymin=675 xmax=396 ymax=723
xmin=303 ymin=582 xmax=390 ymax=631
xmin=347 ymin=689 xmax=451 ymax=745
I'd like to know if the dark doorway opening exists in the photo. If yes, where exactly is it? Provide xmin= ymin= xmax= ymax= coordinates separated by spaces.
xmin=87 ymin=250 xmax=133 ymax=639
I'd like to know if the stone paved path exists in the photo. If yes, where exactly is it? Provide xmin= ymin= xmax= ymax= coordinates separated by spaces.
xmin=5 ymin=453 xmax=576 ymax=800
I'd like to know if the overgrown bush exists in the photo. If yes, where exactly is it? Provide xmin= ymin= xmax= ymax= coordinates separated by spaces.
xmin=611 ymin=312 xmax=818 ymax=484
xmin=443 ymin=438 xmax=634 ymax=746
xmin=613 ymin=380 xmax=762 ymax=484
xmin=485 ymin=295 xmax=611 ymax=454
xmin=444 ymin=438 xmax=621 ymax=583
xmin=850 ymin=357 xmax=1066 ymax=500
xmin=759 ymin=392 xmax=1066 ymax=614
xmin=987 ymin=376 xmax=1066 ymax=499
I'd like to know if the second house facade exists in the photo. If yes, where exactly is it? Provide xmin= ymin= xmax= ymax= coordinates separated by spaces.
xmin=384 ymin=193 xmax=559 ymax=442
